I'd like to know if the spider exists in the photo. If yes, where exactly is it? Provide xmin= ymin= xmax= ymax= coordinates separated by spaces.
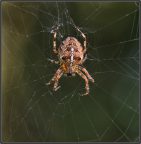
xmin=47 ymin=25 xmax=94 ymax=96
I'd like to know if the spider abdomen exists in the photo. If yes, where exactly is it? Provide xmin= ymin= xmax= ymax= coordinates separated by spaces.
xmin=58 ymin=37 xmax=84 ymax=65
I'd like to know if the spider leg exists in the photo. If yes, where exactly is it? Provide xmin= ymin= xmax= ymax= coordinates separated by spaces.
xmin=46 ymin=68 xmax=63 ymax=91
xmin=51 ymin=25 xmax=60 ymax=54
xmin=78 ymin=66 xmax=94 ymax=83
xmin=82 ymin=53 xmax=87 ymax=63
xmin=53 ymin=72 xmax=63 ymax=91
xmin=76 ymin=70 xmax=89 ymax=96
xmin=47 ymin=58 xmax=59 ymax=64
xmin=75 ymin=26 xmax=87 ymax=53
xmin=52 ymin=30 xmax=58 ymax=54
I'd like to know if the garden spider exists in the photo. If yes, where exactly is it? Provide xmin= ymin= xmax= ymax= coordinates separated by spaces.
xmin=47 ymin=25 xmax=94 ymax=95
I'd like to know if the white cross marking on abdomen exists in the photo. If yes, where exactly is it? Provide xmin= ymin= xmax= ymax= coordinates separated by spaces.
xmin=70 ymin=47 xmax=74 ymax=65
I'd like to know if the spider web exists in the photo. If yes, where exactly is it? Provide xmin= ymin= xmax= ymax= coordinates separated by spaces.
xmin=2 ymin=1 xmax=139 ymax=142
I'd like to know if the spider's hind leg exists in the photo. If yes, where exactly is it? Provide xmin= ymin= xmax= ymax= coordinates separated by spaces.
xmin=46 ymin=68 xmax=63 ymax=91
xmin=78 ymin=66 xmax=94 ymax=83
xmin=76 ymin=70 xmax=89 ymax=96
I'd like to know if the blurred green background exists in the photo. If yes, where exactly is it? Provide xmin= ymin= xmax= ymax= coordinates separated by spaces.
xmin=2 ymin=2 xmax=139 ymax=142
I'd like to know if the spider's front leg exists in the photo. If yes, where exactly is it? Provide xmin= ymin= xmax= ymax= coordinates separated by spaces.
xmin=47 ymin=58 xmax=59 ymax=64
xmin=53 ymin=31 xmax=58 ymax=54
xmin=75 ymin=26 xmax=87 ymax=53
xmin=78 ymin=66 xmax=94 ymax=83
xmin=76 ymin=70 xmax=89 ymax=96
xmin=46 ymin=68 xmax=63 ymax=91
xmin=51 ymin=26 xmax=59 ymax=54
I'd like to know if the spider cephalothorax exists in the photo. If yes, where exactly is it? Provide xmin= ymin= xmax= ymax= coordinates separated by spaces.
xmin=47 ymin=26 xmax=94 ymax=95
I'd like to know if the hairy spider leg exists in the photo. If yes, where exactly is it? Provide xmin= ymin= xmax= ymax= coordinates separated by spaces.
xmin=52 ymin=30 xmax=58 ymax=54
xmin=53 ymin=71 xmax=63 ymax=91
xmin=47 ymin=68 xmax=63 ymax=91
xmin=76 ymin=70 xmax=89 ymax=96
xmin=47 ymin=58 xmax=59 ymax=64
xmin=78 ymin=65 xmax=94 ymax=83
xmin=82 ymin=53 xmax=87 ymax=63
xmin=75 ymin=26 xmax=87 ymax=53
